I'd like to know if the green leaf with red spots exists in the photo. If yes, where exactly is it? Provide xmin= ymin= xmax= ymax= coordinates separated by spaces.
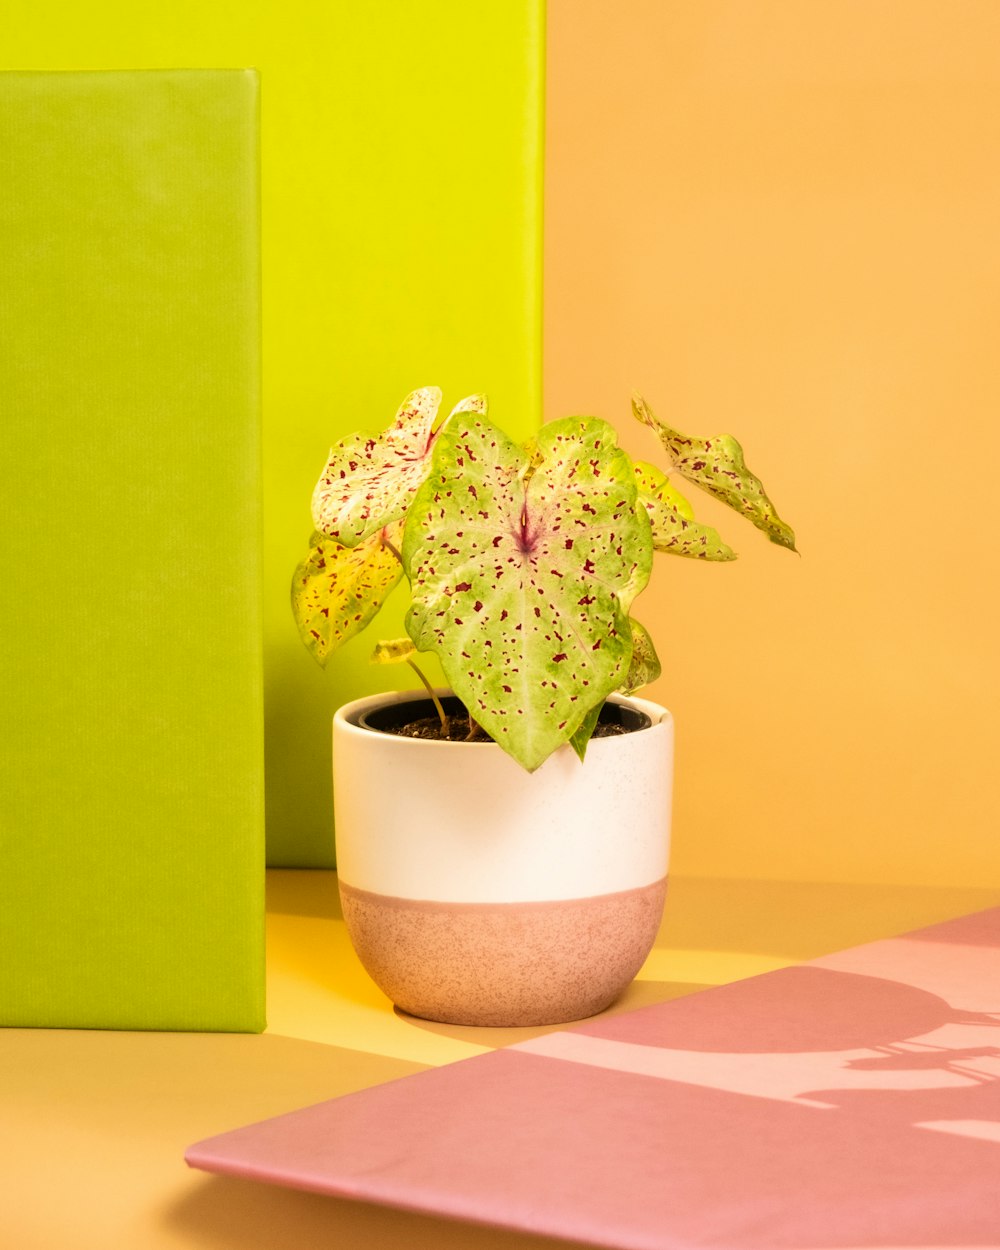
xmin=568 ymin=619 xmax=661 ymax=761
xmin=291 ymin=524 xmax=403 ymax=667
xmin=632 ymin=393 xmax=797 ymax=552
xmin=620 ymin=617 xmax=661 ymax=695
xmin=570 ymin=622 xmax=665 ymax=765
xmin=568 ymin=698 xmax=605 ymax=763
xmin=403 ymin=414 xmax=652 ymax=772
xmin=634 ymin=461 xmax=736 ymax=562
xmin=634 ymin=460 xmax=694 ymax=518
xmin=311 ymin=388 xmax=488 ymax=548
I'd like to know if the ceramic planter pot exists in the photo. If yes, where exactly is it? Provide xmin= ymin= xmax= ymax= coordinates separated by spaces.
xmin=333 ymin=689 xmax=673 ymax=1027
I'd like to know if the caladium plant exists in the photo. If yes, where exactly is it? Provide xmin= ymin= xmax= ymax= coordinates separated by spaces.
xmin=293 ymin=387 xmax=796 ymax=771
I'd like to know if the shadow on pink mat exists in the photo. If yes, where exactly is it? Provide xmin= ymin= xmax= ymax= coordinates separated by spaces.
xmin=188 ymin=908 xmax=1000 ymax=1250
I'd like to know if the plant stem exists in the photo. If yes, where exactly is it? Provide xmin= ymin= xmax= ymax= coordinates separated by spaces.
xmin=380 ymin=529 xmax=404 ymax=565
xmin=406 ymin=658 xmax=447 ymax=731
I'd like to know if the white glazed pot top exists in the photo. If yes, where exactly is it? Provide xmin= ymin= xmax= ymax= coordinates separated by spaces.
xmin=333 ymin=690 xmax=673 ymax=905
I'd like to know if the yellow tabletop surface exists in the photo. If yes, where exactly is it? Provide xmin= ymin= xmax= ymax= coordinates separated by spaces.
xmin=3 ymin=871 xmax=997 ymax=1250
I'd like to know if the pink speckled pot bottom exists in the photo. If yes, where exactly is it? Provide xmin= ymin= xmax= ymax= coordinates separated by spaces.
xmin=339 ymin=877 xmax=669 ymax=1027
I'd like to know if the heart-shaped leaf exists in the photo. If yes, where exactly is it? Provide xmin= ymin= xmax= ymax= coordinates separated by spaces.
xmin=404 ymin=415 xmax=652 ymax=771
xmin=635 ymin=461 xmax=736 ymax=561
xmin=633 ymin=393 xmax=797 ymax=552
xmin=291 ymin=524 xmax=403 ymax=666
xmin=311 ymin=389 xmax=488 ymax=548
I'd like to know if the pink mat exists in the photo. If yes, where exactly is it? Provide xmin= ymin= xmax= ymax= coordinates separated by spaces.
xmin=187 ymin=908 xmax=1000 ymax=1248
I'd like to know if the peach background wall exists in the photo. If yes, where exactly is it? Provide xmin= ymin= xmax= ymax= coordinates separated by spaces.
xmin=3 ymin=2 xmax=996 ymax=891
xmin=545 ymin=0 xmax=1000 ymax=887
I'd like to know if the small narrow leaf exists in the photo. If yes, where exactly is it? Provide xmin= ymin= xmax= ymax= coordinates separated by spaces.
xmin=291 ymin=524 xmax=403 ymax=667
xmin=520 ymin=435 xmax=546 ymax=475
xmin=620 ymin=618 xmax=661 ymax=695
xmin=311 ymin=386 xmax=444 ymax=548
xmin=642 ymin=497 xmax=736 ymax=561
xmin=404 ymin=414 xmax=652 ymax=772
xmin=633 ymin=393 xmax=797 ymax=552
xmin=370 ymin=637 xmax=417 ymax=665
xmin=634 ymin=460 xmax=735 ymax=561
xmin=569 ymin=699 xmax=605 ymax=763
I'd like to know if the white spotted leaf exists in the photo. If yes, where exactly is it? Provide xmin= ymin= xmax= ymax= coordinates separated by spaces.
xmin=311 ymin=389 xmax=488 ymax=548
xmin=403 ymin=415 xmax=653 ymax=772
xmin=633 ymin=393 xmax=797 ymax=552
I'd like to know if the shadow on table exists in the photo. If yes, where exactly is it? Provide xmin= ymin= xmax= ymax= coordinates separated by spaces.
xmin=169 ymin=1175 xmax=594 ymax=1250
xmin=266 ymin=868 xmax=343 ymax=920
xmin=396 ymin=978 xmax=715 ymax=1050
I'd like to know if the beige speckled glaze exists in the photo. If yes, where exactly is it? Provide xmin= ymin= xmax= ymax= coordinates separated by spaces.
xmin=340 ymin=877 xmax=668 ymax=1026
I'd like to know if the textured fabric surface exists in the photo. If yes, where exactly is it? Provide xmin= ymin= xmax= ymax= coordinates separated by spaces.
xmin=0 ymin=70 xmax=265 ymax=1030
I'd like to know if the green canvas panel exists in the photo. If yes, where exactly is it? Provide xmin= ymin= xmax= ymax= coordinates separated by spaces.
xmin=0 ymin=1 xmax=545 ymax=866
xmin=0 ymin=70 xmax=265 ymax=1030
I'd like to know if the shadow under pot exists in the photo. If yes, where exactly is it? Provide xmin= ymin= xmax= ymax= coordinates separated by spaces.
xmin=332 ymin=690 xmax=674 ymax=1027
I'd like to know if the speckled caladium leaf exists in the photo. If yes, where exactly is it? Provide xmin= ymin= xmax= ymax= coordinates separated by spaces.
xmin=620 ymin=617 xmax=661 ymax=695
xmin=634 ymin=460 xmax=694 ymax=518
xmin=311 ymin=389 xmax=488 ymax=548
xmin=634 ymin=461 xmax=736 ymax=562
xmin=568 ymin=619 xmax=662 ymax=760
xmin=568 ymin=698 xmax=605 ymax=763
xmin=633 ymin=393 xmax=797 ymax=552
xmin=404 ymin=415 xmax=652 ymax=772
xmin=291 ymin=524 xmax=403 ymax=667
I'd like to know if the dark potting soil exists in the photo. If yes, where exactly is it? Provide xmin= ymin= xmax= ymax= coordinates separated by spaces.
xmin=384 ymin=715 xmax=631 ymax=743
xmin=359 ymin=696 xmax=651 ymax=743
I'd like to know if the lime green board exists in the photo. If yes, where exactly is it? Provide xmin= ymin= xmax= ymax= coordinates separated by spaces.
xmin=0 ymin=70 xmax=265 ymax=1030
xmin=0 ymin=1 xmax=545 ymax=867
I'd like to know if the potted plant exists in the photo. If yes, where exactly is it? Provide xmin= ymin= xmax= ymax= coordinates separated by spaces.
xmin=293 ymin=387 xmax=795 ymax=1026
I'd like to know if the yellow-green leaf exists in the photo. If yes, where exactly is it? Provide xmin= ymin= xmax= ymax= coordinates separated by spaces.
xmin=633 ymin=460 xmax=694 ymax=519
xmin=633 ymin=393 xmax=797 ymax=552
xmin=568 ymin=698 xmax=605 ymax=763
xmin=291 ymin=524 xmax=403 ymax=667
xmin=634 ymin=460 xmax=735 ymax=561
xmin=619 ymin=618 xmax=661 ymax=695
xmin=370 ymin=637 xmax=417 ymax=665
